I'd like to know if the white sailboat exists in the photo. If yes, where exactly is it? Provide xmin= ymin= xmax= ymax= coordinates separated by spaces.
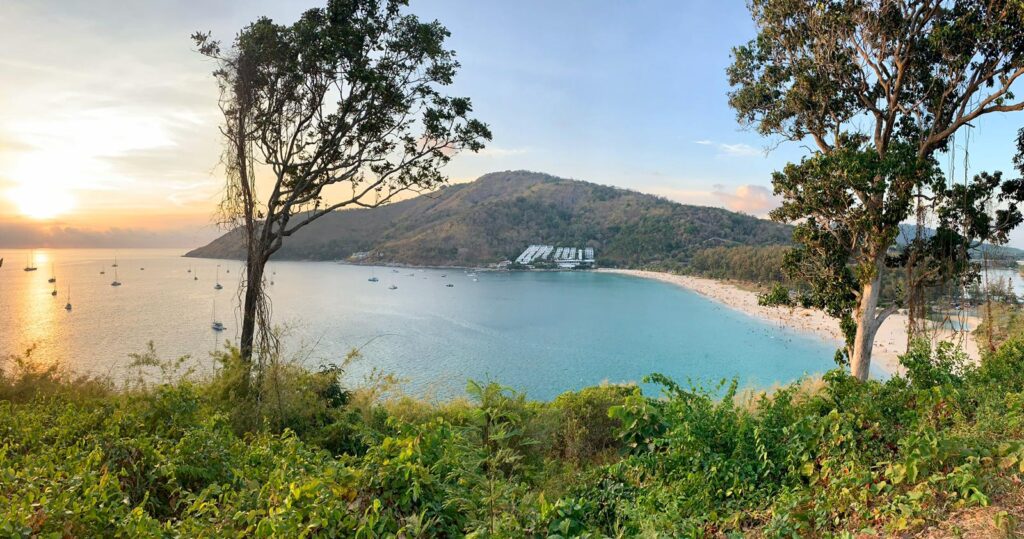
xmin=47 ymin=264 xmax=56 ymax=283
xmin=211 ymin=300 xmax=225 ymax=331
xmin=214 ymin=265 xmax=223 ymax=290
xmin=110 ymin=266 xmax=121 ymax=287
xmin=64 ymin=285 xmax=72 ymax=311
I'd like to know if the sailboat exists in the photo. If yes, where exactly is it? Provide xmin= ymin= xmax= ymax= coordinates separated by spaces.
xmin=211 ymin=300 xmax=225 ymax=332
xmin=100 ymin=265 xmax=105 ymax=275
xmin=23 ymin=250 xmax=37 ymax=271
xmin=110 ymin=267 xmax=121 ymax=287
xmin=214 ymin=265 xmax=223 ymax=290
xmin=388 ymin=284 xmax=398 ymax=290
xmin=368 ymin=267 xmax=379 ymax=282
xmin=48 ymin=264 xmax=56 ymax=283
xmin=64 ymin=285 xmax=72 ymax=311
xmin=111 ymin=254 xmax=118 ymax=268
xmin=187 ymin=265 xmax=192 ymax=273
xmin=50 ymin=283 xmax=57 ymax=296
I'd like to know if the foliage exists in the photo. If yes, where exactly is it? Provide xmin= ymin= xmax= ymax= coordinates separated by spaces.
xmin=728 ymin=0 xmax=1024 ymax=380
xmin=4 ymin=339 xmax=1024 ymax=537
xmin=688 ymin=244 xmax=791 ymax=283
xmin=757 ymin=283 xmax=793 ymax=307
xmin=193 ymin=0 xmax=490 ymax=371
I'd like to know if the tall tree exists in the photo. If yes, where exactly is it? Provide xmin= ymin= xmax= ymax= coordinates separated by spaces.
xmin=729 ymin=0 xmax=1024 ymax=380
xmin=195 ymin=0 xmax=490 ymax=374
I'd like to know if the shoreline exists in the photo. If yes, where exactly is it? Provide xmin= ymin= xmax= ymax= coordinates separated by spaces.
xmin=598 ymin=268 xmax=980 ymax=376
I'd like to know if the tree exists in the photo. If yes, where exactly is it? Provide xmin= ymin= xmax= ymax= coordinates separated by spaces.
xmin=728 ymin=0 xmax=1024 ymax=380
xmin=195 ymin=0 xmax=490 ymax=377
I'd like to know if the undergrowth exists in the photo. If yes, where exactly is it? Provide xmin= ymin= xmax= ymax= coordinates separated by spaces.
xmin=1 ymin=339 xmax=1023 ymax=537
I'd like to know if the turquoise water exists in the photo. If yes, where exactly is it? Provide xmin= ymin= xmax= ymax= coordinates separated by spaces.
xmin=0 ymin=249 xmax=840 ymax=400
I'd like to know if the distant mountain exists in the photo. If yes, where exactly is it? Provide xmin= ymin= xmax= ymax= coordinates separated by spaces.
xmin=186 ymin=170 xmax=793 ymax=268
xmin=897 ymin=223 xmax=1024 ymax=262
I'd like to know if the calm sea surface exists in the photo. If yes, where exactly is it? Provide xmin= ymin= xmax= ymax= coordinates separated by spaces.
xmin=0 ymin=248 xmax=841 ymax=399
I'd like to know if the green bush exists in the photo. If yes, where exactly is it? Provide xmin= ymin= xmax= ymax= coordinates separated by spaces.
xmin=2 ymin=339 xmax=1024 ymax=536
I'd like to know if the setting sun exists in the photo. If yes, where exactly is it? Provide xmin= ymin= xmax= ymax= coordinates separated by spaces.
xmin=8 ymin=183 xmax=74 ymax=220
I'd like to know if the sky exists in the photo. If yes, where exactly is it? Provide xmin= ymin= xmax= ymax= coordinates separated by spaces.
xmin=2 ymin=0 xmax=1024 ymax=248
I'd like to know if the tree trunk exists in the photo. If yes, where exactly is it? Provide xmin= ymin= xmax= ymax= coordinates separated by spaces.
xmin=850 ymin=260 xmax=883 ymax=381
xmin=239 ymin=253 xmax=265 ymax=365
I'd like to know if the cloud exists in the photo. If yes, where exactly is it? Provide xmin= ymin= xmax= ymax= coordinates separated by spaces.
xmin=0 ymin=220 xmax=219 ymax=249
xmin=646 ymin=182 xmax=780 ymax=217
xmin=718 ymin=143 xmax=763 ymax=157
xmin=692 ymin=140 xmax=764 ymax=158
xmin=712 ymin=184 xmax=779 ymax=216
xmin=476 ymin=146 xmax=530 ymax=157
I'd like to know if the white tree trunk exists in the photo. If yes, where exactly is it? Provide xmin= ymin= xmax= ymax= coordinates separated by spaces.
xmin=850 ymin=263 xmax=883 ymax=381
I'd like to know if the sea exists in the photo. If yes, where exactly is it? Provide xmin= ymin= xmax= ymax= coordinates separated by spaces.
xmin=0 ymin=248 xmax=845 ymax=400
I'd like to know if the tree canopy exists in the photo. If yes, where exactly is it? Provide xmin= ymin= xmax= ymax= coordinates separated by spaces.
xmin=729 ymin=0 xmax=1024 ymax=379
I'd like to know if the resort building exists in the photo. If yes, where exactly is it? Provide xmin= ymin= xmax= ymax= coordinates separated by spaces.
xmin=514 ymin=244 xmax=595 ymax=269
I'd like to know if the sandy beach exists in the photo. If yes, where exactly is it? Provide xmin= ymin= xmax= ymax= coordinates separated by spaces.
xmin=599 ymin=269 xmax=980 ymax=376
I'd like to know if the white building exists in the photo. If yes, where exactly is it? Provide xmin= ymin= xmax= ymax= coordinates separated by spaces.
xmin=514 ymin=244 xmax=596 ymax=269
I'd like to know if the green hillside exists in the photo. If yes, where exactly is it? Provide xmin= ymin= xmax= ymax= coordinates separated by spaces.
xmin=185 ymin=171 xmax=792 ymax=268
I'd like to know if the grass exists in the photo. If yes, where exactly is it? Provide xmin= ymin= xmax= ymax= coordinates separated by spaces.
xmin=2 ymin=339 xmax=1024 ymax=537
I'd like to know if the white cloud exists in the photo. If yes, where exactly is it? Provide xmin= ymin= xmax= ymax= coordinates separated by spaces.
xmin=712 ymin=184 xmax=779 ymax=215
xmin=476 ymin=146 xmax=530 ymax=157
xmin=718 ymin=143 xmax=763 ymax=157
xmin=692 ymin=140 xmax=765 ymax=158
xmin=646 ymin=182 xmax=780 ymax=217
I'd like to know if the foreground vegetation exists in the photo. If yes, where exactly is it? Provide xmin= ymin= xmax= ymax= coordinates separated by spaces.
xmin=3 ymin=340 xmax=1024 ymax=537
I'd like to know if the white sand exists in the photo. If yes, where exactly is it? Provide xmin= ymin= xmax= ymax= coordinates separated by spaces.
xmin=598 ymin=269 xmax=980 ymax=376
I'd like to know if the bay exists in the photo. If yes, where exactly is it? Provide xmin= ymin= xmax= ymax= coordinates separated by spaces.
xmin=0 ymin=248 xmax=840 ymax=400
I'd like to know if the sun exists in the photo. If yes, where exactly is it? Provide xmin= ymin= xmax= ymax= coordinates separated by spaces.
xmin=8 ymin=183 xmax=75 ymax=220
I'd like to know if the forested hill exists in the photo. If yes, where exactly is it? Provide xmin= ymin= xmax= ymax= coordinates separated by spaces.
xmin=185 ymin=170 xmax=792 ymax=267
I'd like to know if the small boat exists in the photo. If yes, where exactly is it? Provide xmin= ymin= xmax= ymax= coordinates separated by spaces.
xmin=388 ymin=284 xmax=398 ymax=290
xmin=100 ymin=266 xmax=105 ymax=275
xmin=47 ymin=264 xmax=56 ymax=283
xmin=187 ymin=265 xmax=192 ymax=273
xmin=368 ymin=277 xmax=379 ymax=282
xmin=0 ymin=257 xmax=3 ymax=268
xmin=441 ymin=274 xmax=447 ymax=278
xmin=111 ymin=267 xmax=121 ymax=287
xmin=211 ymin=301 xmax=225 ymax=331
xmin=112 ymin=255 xmax=118 ymax=268
xmin=64 ymin=285 xmax=72 ymax=311
xmin=23 ymin=251 xmax=37 ymax=272
xmin=472 ymin=278 xmax=478 ymax=282
xmin=140 ymin=267 xmax=145 ymax=271
xmin=446 ymin=283 xmax=454 ymax=288
xmin=214 ymin=265 xmax=223 ymax=290
xmin=50 ymin=285 xmax=57 ymax=296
